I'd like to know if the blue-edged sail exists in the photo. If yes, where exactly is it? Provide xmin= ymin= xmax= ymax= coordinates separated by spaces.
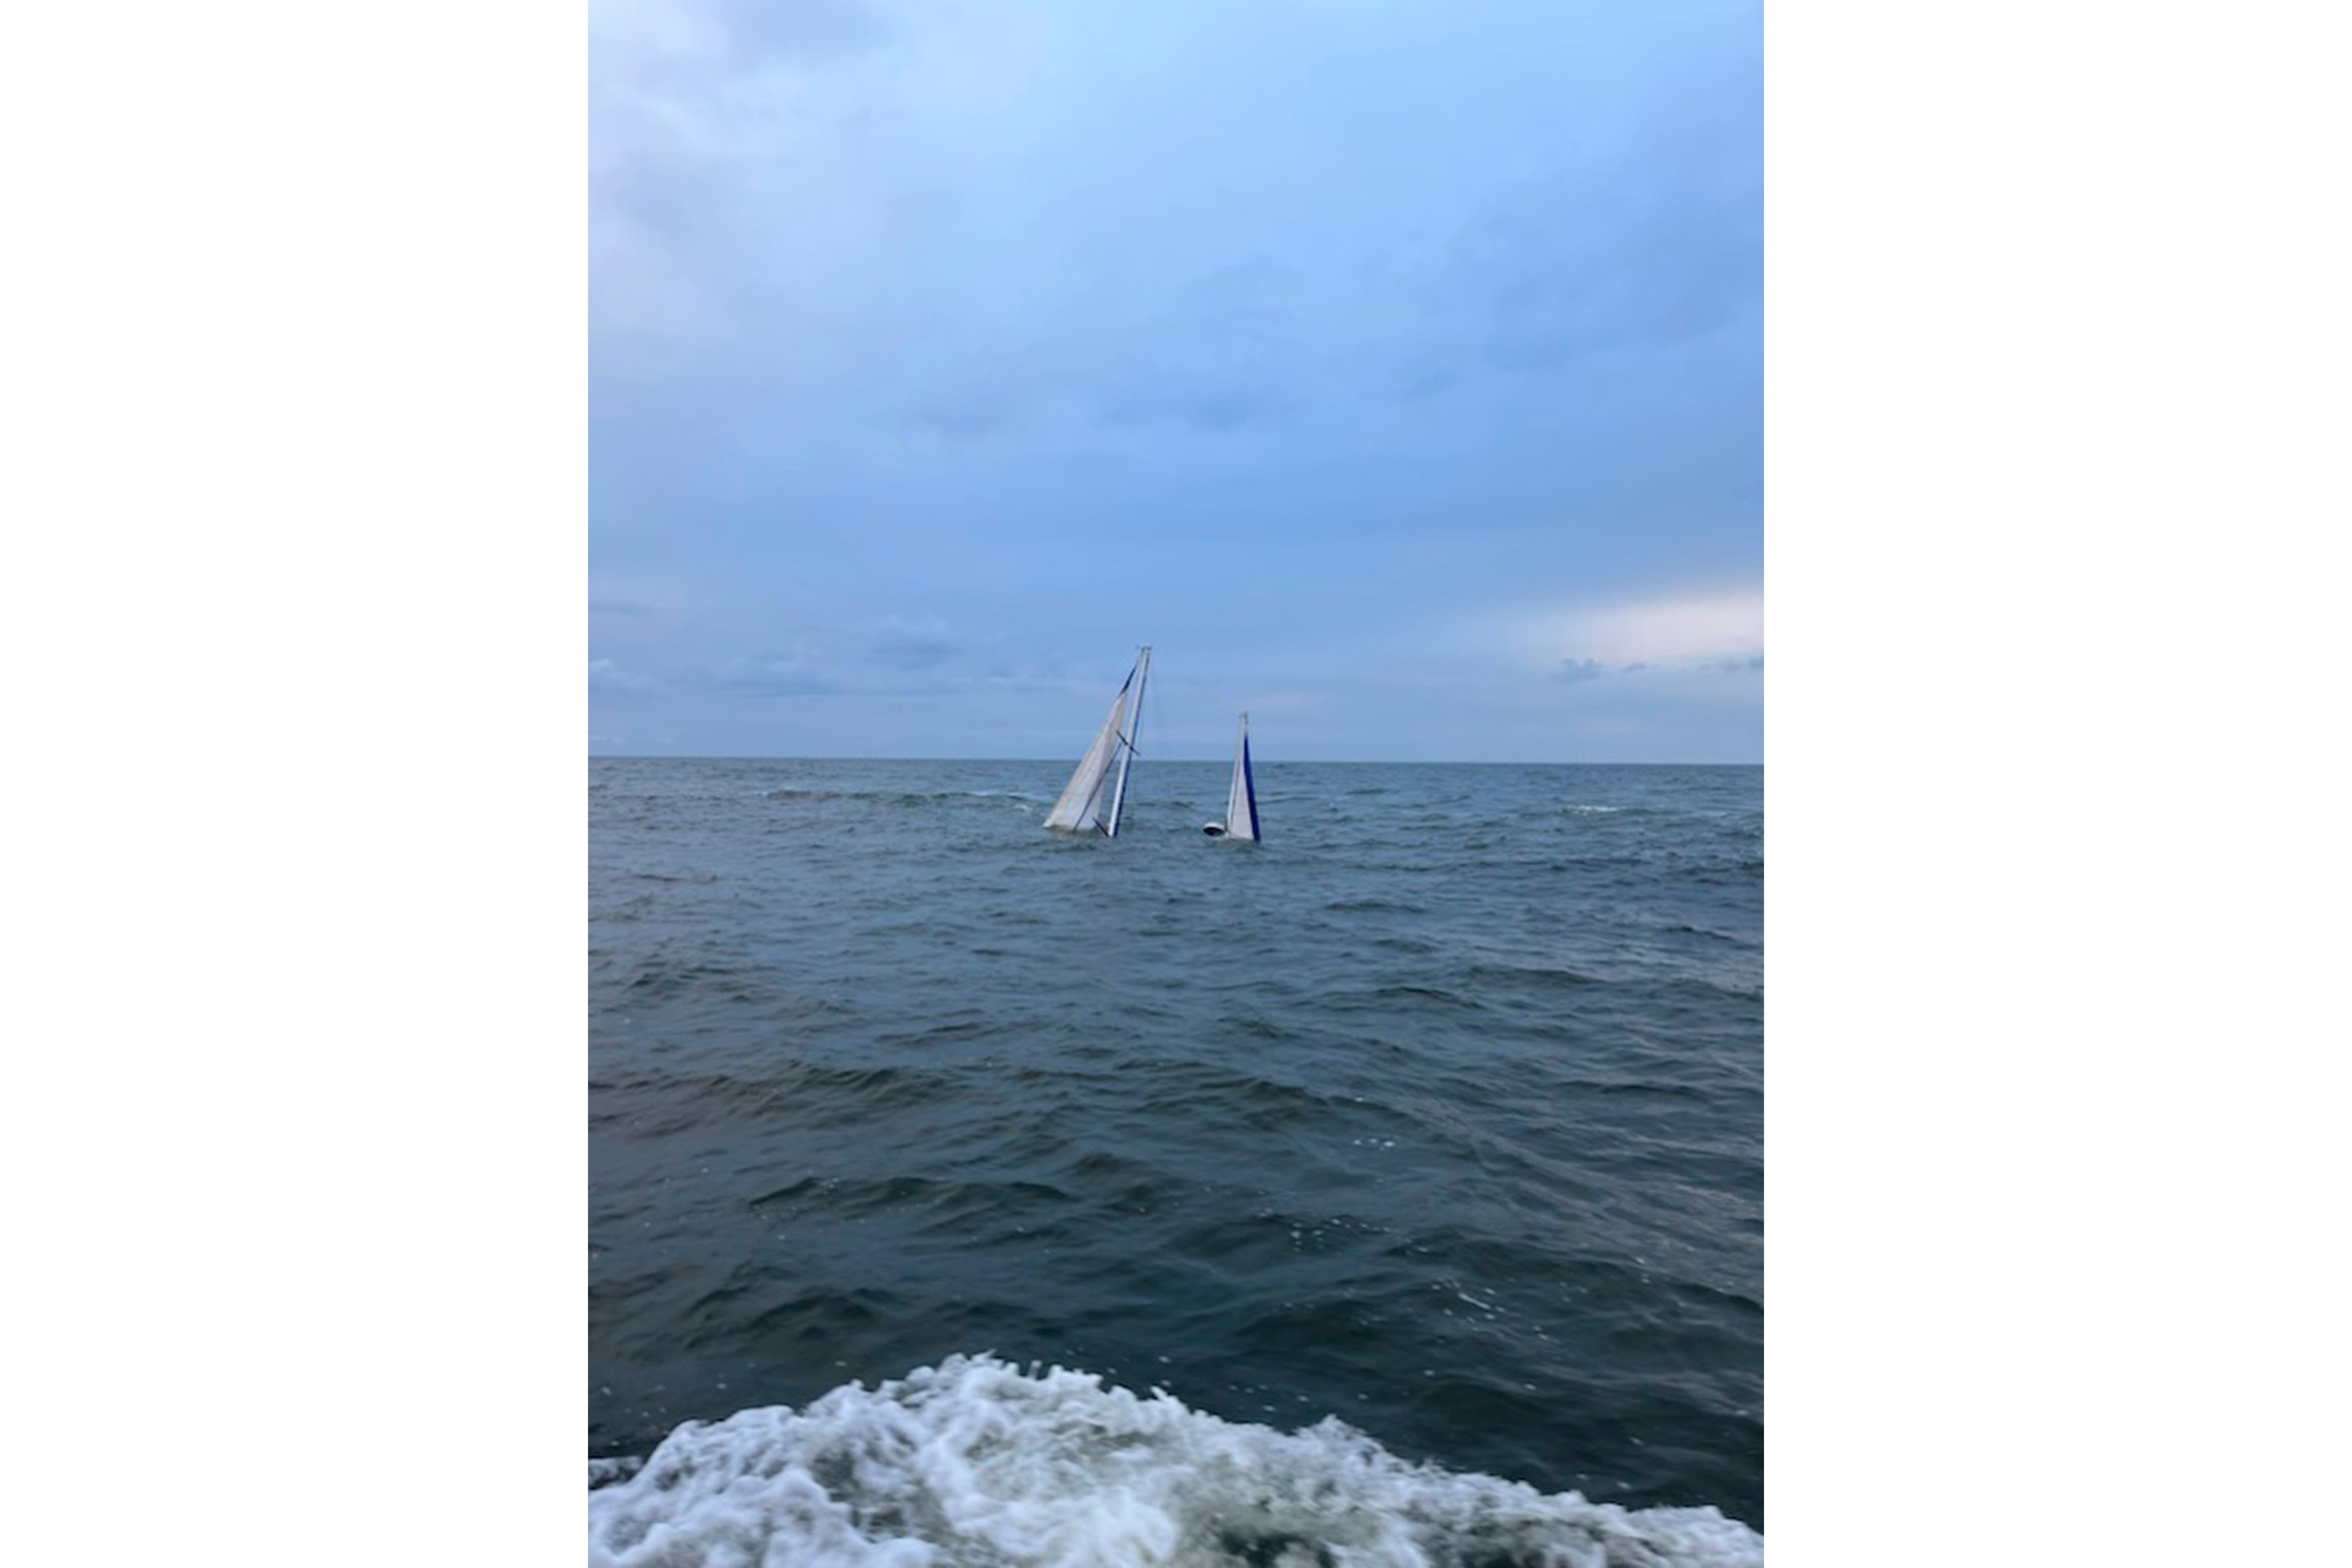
xmin=1044 ymin=646 xmax=1151 ymax=836
xmin=1204 ymin=712 xmax=1261 ymax=840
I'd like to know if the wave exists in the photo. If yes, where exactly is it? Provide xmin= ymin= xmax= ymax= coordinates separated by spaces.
xmin=594 ymin=1059 xmax=954 ymax=1136
xmin=587 ymin=1355 xmax=1760 ymax=1567
xmin=1329 ymin=982 xmax=1488 ymax=1014
xmin=765 ymin=787 xmax=1050 ymax=808
xmin=1458 ymin=961 xmax=1605 ymax=992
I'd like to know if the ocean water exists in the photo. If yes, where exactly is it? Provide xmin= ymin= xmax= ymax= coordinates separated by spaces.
xmin=589 ymin=758 xmax=1762 ymax=1565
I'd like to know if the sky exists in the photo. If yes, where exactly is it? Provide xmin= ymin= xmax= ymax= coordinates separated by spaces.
xmin=590 ymin=0 xmax=1761 ymax=762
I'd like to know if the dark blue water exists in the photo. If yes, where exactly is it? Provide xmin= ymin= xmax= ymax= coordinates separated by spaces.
xmin=589 ymin=758 xmax=1761 ymax=1536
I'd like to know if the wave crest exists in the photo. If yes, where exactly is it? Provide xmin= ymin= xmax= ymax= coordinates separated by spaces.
xmin=588 ymin=1354 xmax=1760 ymax=1567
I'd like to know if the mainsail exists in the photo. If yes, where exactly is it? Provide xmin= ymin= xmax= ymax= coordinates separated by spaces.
xmin=1044 ymin=647 xmax=1151 ymax=836
xmin=1222 ymin=712 xmax=1261 ymax=841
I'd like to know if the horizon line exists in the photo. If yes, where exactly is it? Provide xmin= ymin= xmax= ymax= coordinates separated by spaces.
xmin=587 ymin=754 xmax=1764 ymax=767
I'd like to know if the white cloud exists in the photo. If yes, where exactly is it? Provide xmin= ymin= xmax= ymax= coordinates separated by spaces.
xmin=1515 ymin=586 xmax=1764 ymax=669
xmin=589 ymin=658 xmax=659 ymax=693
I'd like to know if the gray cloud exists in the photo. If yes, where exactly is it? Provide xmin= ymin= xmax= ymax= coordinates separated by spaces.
xmin=590 ymin=1 xmax=1763 ymax=759
xmin=699 ymin=653 xmax=843 ymax=697
xmin=715 ymin=0 xmax=891 ymax=62
xmin=1557 ymin=655 xmax=1760 ymax=685
xmin=866 ymin=615 xmax=958 ymax=669
xmin=1091 ymin=260 xmax=1307 ymax=431
xmin=1403 ymin=105 xmax=1760 ymax=389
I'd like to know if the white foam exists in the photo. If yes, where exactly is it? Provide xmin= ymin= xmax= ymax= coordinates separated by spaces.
xmin=588 ymin=1354 xmax=1760 ymax=1568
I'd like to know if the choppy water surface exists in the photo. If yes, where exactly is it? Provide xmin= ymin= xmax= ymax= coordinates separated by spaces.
xmin=589 ymin=758 xmax=1761 ymax=1562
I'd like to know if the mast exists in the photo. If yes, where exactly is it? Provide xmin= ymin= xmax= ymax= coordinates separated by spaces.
xmin=1105 ymin=645 xmax=1149 ymax=836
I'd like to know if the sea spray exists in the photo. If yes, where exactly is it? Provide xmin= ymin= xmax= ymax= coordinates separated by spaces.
xmin=588 ymin=1355 xmax=1763 ymax=1568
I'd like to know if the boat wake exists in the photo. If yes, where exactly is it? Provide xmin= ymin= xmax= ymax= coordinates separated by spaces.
xmin=587 ymin=1354 xmax=1761 ymax=1567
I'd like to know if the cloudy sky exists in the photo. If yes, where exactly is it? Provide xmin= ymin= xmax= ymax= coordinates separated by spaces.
xmin=590 ymin=0 xmax=1760 ymax=761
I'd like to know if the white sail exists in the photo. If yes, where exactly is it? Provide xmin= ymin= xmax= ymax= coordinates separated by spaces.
xmin=1044 ymin=648 xmax=1149 ymax=836
xmin=1223 ymin=712 xmax=1261 ymax=841
xmin=1043 ymin=687 xmax=1128 ymax=833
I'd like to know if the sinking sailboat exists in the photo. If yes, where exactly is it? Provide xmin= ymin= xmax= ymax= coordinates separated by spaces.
xmin=1044 ymin=646 xmax=1151 ymax=836
xmin=1202 ymin=712 xmax=1261 ymax=840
